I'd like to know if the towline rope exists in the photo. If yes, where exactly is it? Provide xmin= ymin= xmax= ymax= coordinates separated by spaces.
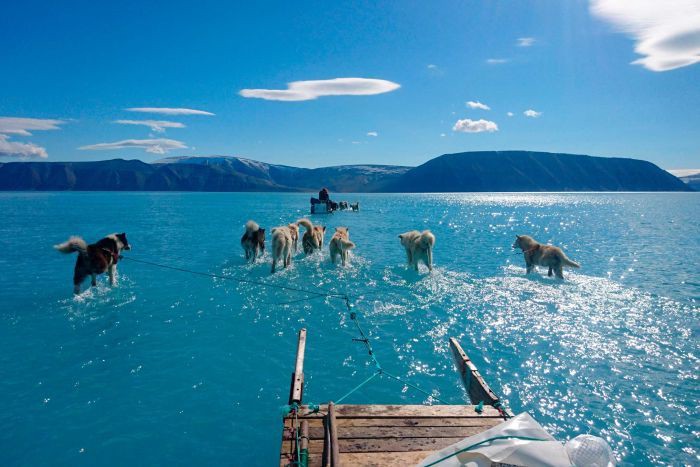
xmin=121 ymin=255 xmax=452 ymax=405
xmin=120 ymin=255 xmax=346 ymax=299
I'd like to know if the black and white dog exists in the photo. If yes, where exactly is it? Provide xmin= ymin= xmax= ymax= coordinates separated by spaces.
xmin=55 ymin=233 xmax=131 ymax=294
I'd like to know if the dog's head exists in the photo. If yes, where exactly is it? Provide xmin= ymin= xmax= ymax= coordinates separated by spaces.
xmin=117 ymin=232 xmax=131 ymax=251
xmin=512 ymin=235 xmax=534 ymax=250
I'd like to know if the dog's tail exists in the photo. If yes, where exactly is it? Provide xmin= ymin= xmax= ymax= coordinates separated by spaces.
xmin=245 ymin=220 xmax=259 ymax=233
xmin=560 ymin=254 xmax=580 ymax=268
xmin=341 ymin=239 xmax=356 ymax=250
xmin=419 ymin=230 xmax=435 ymax=249
xmin=54 ymin=236 xmax=88 ymax=254
xmin=296 ymin=218 xmax=313 ymax=232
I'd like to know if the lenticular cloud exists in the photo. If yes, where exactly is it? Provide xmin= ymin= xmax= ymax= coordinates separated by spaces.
xmin=590 ymin=0 xmax=700 ymax=71
xmin=239 ymin=78 xmax=401 ymax=101
xmin=79 ymin=138 xmax=188 ymax=155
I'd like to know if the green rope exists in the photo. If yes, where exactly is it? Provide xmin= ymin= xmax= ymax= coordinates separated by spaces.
xmin=422 ymin=435 xmax=550 ymax=467
xmin=335 ymin=370 xmax=381 ymax=404
xmin=381 ymin=370 xmax=451 ymax=405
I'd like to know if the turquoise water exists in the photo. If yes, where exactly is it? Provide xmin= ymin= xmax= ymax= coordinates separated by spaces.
xmin=0 ymin=192 xmax=698 ymax=466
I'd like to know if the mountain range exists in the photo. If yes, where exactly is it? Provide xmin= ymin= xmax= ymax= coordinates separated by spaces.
xmin=0 ymin=151 xmax=691 ymax=192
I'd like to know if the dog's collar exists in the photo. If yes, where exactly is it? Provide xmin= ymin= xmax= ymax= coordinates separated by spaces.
xmin=523 ymin=244 xmax=540 ymax=255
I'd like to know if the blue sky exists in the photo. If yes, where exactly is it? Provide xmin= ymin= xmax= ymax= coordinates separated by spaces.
xmin=1 ymin=0 xmax=699 ymax=169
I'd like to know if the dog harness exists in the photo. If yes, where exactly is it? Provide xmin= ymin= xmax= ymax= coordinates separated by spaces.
xmin=101 ymin=247 xmax=120 ymax=265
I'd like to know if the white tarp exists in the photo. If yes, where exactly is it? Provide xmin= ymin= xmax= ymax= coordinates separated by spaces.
xmin=417 ymin=413 xmax=572 ymax=467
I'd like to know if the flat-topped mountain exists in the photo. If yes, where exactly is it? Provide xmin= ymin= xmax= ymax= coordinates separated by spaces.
xmin=0 ymin=151 xmax=690 ymax=192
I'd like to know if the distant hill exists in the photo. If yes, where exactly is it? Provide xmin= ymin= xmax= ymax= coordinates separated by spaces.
xmin=0 ymin=151 xmax=690 ymax=192
xmin=382 ymin=151 xmax=691 ymax=192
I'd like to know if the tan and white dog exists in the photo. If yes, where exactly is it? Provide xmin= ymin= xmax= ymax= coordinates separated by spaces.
xmin=270 ymin=225 xmax=295 ymax=273
xmin=287 ymin=223 xmax=300 ymax=252
xmin=297 ymin=218 xmax=326 ymax=255
xmin=329 ymin=227 xmax=355 ymax=266
xmin=398 ymin=230 xmax=435 ymax=271
xmin=512 ymin=234 xmax=580 ymax=279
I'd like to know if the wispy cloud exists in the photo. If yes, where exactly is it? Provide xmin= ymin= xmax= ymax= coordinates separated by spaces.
xmin=0 ymin=117 xmax=66 ymax=159
xmin=486 ymin=58 xmax=509 ymax=65
xmin=427 ymin=64 xmax=438 ymax=69
xmin=79 ymin=138 xmax=187 ymax=155
xmin=524 ymin=109 xmax=542 ymax=118
xmin=517 ymin=37 xmax=536 ymax=47
xmin=0 ymin=117 xmax=65 ymax=136
xmin=239 ymin=78 xmax=400 ymax=101
xmin=125 ymin=107 xmax=214 ymax=116
xmin=507 ymin=112 xmax=514 ymax=117
xmin=367 ymin=131 xmax=378 ymax=137
xmin=466 ymin=100 xmax=491 ymax=110
xmin=452 ymin=119 xmax=499 ymax=133
xmin=0 ymin=135 xmax=47 ymax=159
xmin=114 ymin=119 xmax=185 ymax=133
xmin=590 ymin=0 xmax=700 ymax=71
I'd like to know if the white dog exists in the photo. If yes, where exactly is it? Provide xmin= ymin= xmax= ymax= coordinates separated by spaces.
xmin=270 ymin=225 xmax=295 ymax=273
xmin=329 ymin=227 xmax=355 ymax=266
xmin=398 ymin=230 xmax=435 ymax=271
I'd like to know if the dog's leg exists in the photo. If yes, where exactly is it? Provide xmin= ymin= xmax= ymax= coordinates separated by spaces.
xmin=548 ymin=266 xmax=553 ymax=277
xmin=555 ymin=265 xmax=564 ymax=279
xmin=109 ymin=265 xmax=116 ymax=286
xmin=427 ymin=248 xmax=433 ymax=271
xmin=526 ymin=262 xmax=533 ymax=274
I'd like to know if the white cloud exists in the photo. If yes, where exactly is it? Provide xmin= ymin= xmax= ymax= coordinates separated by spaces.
xmin=466 ymin=100 xmax=491 ymax=110
xmin=507 ymin=112 xmax=514 ymax=117
xmin=0 ymin=117 xmax=65 ymax=136
xmin=0 ymin=134 xmax=47 ymax=159
xmin=125 ymin=107 xmax=214 ymax=116
xmin=79 ymin=138 xmax=187 ymax=155
xmin=367 ymin=131 xmax=378 ymax=137
xmin=590 ymin=0 xmax=700 ymax=71
xmin=440 ymin=133 xmax=447 ymax=137
xmin=351 ymin=141 xmax=361 ymax=145
xmin=427 ymin=64 xmax=438 ymax=69
xmin=239 ymin=78 xmax=401 ymax=101
xmin=452 ymin=119 xmax=499 ymax=133
xmin=0 ymin=117 xmax=66 ymax=159
xmin=114 ymin=119 xmax=185 ymax=133
xmin=524 ymin=109 xmax=542 ymax=118
xmin=486 ymin=58 xmax=509 ymax=64
xmin=517 ymin=37 xmax=536 ymax=47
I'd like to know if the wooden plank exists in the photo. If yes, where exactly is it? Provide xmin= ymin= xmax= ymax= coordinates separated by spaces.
xmin=297 ymin=404 xmax=502 ymax=418
xmin=285 ymin=424 xmax=497 ymax=441
xmin=300 ymin=421 xmax=309 ymax=466
xmin=340 ymin=451 xmax=435 ymax=466
xmin=303 ymin=436 xmax=467 ymax=454
xmin=328 ymin=402 xmax=340 ymax=467
xmin=289 ymin=328 xmax=307 ymax=405
xmin=285 ymin=416 xmax=500 ymax=430
xmin=449 ymin=337 xmax=501 ymax=407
